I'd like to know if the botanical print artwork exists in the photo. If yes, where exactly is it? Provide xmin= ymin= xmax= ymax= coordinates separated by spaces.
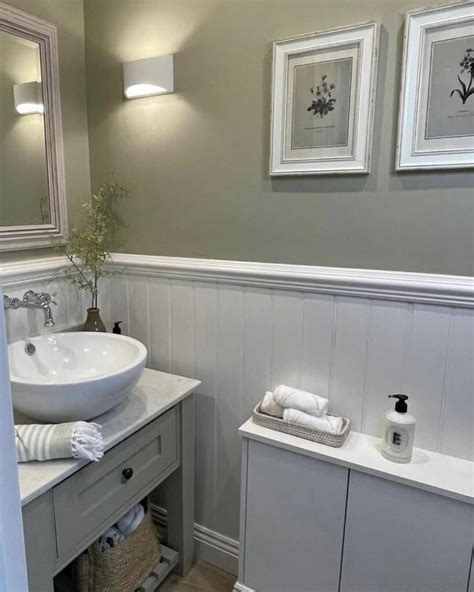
xmin=425 ymin=35 xmax=474 ymax=140
xmin=291 ymin=58 xmax=352 ymax=150
xmin=451 ymin=48 xmax=474 ymax=104
xmin=307 ymin=75 xmax=336 ymax=118
xmin=271 ymin=22 xmax=378 ymax=174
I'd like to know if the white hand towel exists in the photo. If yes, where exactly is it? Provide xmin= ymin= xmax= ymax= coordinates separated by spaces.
xmin=261 ymin=391 xmax=284 ymax=418
xmin=283 ymin=408 xmax=343 ymax=434
xmin=15 ymin=422 xmax=104 ymax=463
xmin=116 ymin=503 xmax=145 ymax=537
xmin=274 ymin=384 xmax=329 ymax=417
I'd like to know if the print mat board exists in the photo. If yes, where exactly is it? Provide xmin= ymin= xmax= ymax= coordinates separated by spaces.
xmin=270 ymin=22 xmax=379 ymax=175
xmin=396 ymin=1 xmax=474 ymax=170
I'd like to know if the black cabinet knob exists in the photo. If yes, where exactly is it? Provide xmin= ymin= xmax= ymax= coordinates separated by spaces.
xmin=122 ymin=467 xmax=134 ymax=481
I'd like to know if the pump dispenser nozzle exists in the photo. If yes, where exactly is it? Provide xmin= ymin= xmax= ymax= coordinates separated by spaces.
xmin=388 ymin=394 xmax=409 ymax=413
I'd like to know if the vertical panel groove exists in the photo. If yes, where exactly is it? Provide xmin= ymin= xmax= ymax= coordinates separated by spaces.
xmin=145 ymin=279 xmax=151 ymax=353
xmin=167 ymin=281 xmax=172 ymax=373
xmin=327 ymin=296 xmax=339 ymax=403
xmin=360 ymin=300 xmax=375 ymax=433
xmin=436 ymin=309 xmax=455 ymax=452
xmin=192 ymin=281 xmax=196 ymax=377
xmin=125 ymin=276 xmax=131 ymax=336
xmin=298 ymin=292 xmax=305 ymax=390
xmin=401 ymin=303 xmax=415 ymax=393
xmin=214 ymin=285 xmax=221 ymax=526
xmin=170 ymin=280 xmax=175 ymax=375
xmin=240 ymin=288 xmax=247 ymax=422
xmin=268 ymin=291 xmax=275 ymax=388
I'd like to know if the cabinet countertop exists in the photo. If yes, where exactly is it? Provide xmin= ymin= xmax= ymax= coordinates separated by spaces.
xmin=18 ymin=368 xmax=200 ymax=507
xmin=239 ymin=419 xmax=474 ymax=504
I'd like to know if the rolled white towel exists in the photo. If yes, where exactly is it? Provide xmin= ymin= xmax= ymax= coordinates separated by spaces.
xmin=15 ymin=422 xmax=104 ymax=463
xmin=261 ymin=391 xmax=284 ymax=418
xmin=116 ymin=503 xmax=145 ymax=537
xmin=98 ymin=526 xmax=124 ymax=552
xmin=283 ymin=408 xmax=343 ymax=434
xmin=274 ymin=384 xmax=329 ymax=417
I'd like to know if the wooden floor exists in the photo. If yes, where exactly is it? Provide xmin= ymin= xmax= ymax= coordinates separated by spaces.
xmin=160 ymin=561 xmax=236 ymax=592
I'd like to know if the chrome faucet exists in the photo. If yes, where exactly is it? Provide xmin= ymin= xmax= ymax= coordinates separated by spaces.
xmin=3 ymin=290 xmax=57 ymax=327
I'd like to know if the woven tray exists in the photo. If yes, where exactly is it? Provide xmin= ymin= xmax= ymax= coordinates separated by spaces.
xmin=252 ymin=402 xmax=350 ymax=448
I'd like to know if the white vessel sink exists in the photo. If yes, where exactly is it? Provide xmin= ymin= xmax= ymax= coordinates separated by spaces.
xmin=9 ymin=332 xmax=147 ymax=423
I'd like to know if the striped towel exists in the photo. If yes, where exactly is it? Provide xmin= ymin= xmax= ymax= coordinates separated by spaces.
xmin=15 ymin=422 xmax=104 ymax=463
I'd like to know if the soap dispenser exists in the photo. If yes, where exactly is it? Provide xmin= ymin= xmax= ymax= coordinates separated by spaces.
xmin=381 ymin=394 xmax=415 ymax=464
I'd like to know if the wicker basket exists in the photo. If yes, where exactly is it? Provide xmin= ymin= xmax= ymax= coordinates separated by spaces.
xmin=252 ymin=402 xmax=351 ymax=448
xmin=74 ymin=509 xmax=161 ymax=592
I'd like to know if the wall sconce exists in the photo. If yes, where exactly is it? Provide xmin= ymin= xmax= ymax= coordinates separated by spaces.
xmin=123 ymin=55 xmax=174 ymax=99
xmin=14 ymin=81 xmax=44 ymax=115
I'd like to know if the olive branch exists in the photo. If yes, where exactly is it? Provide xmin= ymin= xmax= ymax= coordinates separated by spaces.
xmin=53 ymin=177 xmax=128 ymax=309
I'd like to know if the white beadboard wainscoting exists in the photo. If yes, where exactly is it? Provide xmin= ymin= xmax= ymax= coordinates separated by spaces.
xmin=1 ymin=254 xmax=473 ymax=574
xmin=0 ymin=256 xmax=90 ymax=343
xmin=99 ymin=254 xmax=473 ymax=572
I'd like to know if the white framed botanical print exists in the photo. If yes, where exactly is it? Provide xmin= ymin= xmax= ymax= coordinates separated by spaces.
xmin=270 ymin=22 xmax=379 ymax=176
xmin=397 ymin=1 xmax=474 ymax=170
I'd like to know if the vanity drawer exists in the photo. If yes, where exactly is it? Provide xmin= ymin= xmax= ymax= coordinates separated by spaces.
xmin=53 ymin=408 xmax=178 ymax=560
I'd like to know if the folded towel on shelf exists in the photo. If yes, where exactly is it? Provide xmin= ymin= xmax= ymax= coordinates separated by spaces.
xmin=274 ymin=384 xmax=329 ymax=417
xmin=98 ymin=526 xmax=124 ymax=552
xmin=116 ymin=503 xmax=145 ymax=538
xmin=15 ymin=422 xmax=104 ymax=463
xmin=283 ymin=408 xmax=343 ymax=434
xmin=261 ymin=391 xmax=284 ymax=418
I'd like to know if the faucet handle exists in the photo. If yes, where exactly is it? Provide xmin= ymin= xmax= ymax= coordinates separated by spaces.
xmin=23 ymin=290 xmax=37 ymax=303
xmin=50 ymin=291 xmax=58 ymax=306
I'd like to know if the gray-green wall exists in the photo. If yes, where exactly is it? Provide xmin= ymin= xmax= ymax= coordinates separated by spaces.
xmin=1 ymin=1 xmax=472 ymax=274
xmin=0 ymin=0 xmax=90 ymax=263
xmin=84 ymin=0 xmax=473 ymax=276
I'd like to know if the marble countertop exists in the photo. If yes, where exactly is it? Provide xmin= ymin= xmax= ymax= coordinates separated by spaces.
xmin=239 ymin=419 xmax=474 ymax=504
xmin=18 ymin=368 xmax=200 ymax=506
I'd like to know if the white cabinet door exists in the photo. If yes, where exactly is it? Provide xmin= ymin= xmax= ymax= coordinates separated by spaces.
xmin=340 ymin=471 xmax=473 ymax=592
xmin=242 ymin=440 xmax=348 ymax=592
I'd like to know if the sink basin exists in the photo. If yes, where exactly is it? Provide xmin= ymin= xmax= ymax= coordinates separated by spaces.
xmin=9 ymin=332 xmax=147 ymax=423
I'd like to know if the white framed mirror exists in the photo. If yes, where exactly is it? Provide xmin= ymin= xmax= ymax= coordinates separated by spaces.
xmin=0 ymin=1 xmax=67 ymax=251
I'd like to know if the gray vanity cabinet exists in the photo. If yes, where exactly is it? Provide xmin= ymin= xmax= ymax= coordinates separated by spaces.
xmin=53 ymin=408 xmax=178 ymax=560
xmin=340 ymin=471 xmax=473 ymax=592
xmin=239 ymin=439 xmax=349 ymax=592
xmin=22 ymin=492 xmax=56 ymax=592
xmin=21 ymin=393 xmax=196 ymax=592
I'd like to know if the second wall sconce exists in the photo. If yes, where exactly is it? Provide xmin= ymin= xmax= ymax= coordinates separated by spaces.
xmin=123 ymin=55 xmax=174 ymax=99
xmin=14 ymin=81 xmax=43 ymax=115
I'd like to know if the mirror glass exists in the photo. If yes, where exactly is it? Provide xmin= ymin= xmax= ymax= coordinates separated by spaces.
xmin=0 ymin=30 xmax=50 ymax=228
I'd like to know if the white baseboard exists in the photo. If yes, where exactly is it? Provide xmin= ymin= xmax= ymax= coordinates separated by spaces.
xmin=150 ymin=504 xmax=239 ymax=576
